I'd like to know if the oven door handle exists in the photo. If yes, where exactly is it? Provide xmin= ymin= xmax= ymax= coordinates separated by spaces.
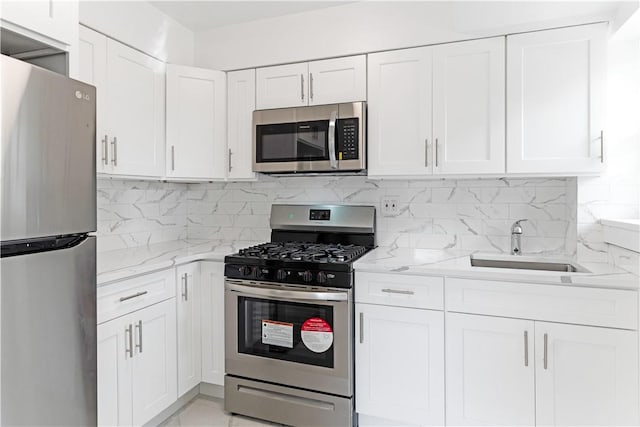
xmin=226 ymin=282 xmax=348 ymax=302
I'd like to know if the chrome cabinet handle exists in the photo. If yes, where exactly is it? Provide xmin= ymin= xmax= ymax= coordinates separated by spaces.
xmin=135 ymin=320 xmax=143 ymax=353
xmin=181 ymin=273 xmax=188 ymax=301
xmin=524 ymin=331 xmax=529 ymax=367
xmin=381 ymin=288 xmax=414 ymax=295
xmin=600 ymin=130 xmax=604 ymax=163
xmin=424 ymin=138 xmax=429 ymax=167
xmin=171 ymin=145 xmax=175 ymax=171
xmin=125 ymin=324 xmax=133 ymax=358
xmin=435 ymin=138 xmax=439 ymax=168
xmin=119 ymin=291 xmax=148 ymax=302
xmin=110 ymin=137 xmax=118 ymax=166
xmin=228 ymin=148 xmax=233 ymax=173
xmin=543 ymin=333 xmax=548 ymax=369
xmin=102 ymin=134 xmax=109 ymax=165
xmin=300 ymin=74 xmax=304 ymax=102
xmin=309 ymin=73 xmax=314 ymax=102
xmin=328 ymin=110 xmax=338 ymax=169
xmin=359 ymin=312 xmax=364 ymax=343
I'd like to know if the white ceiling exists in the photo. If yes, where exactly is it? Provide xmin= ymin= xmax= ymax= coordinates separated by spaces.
xmin=149 ymin=1 xmax=353 ymax=31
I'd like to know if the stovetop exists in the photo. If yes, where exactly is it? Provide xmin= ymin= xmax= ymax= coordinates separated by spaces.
xmin=224 ymin=241 xmax=372 ymax=289
xmin=238 ymin=242 xmax=368 ymax=263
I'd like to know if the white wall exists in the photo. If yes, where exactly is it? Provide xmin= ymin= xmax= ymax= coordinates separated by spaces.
xmin=195 ymin=1 xmax=623 ymax=70
xmin=80 ymin=0 xmax=194 ymax=65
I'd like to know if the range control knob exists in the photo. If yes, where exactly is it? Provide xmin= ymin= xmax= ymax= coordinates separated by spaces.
xmin=276 ymin=269 xmax=288 ymax=281
xmin=239 ymin=265 xmax=252 ymax=277
xmin=302 ymin=270 xmax=313 ymax=283
xmin=317 ymin=271 xmax=328 ymax=284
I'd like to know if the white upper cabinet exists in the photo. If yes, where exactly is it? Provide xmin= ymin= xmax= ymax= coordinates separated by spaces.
xmin=507 ymin=23 xmax=606 ymax=174
xmin=79 ymin=26 xmax=166 ymax=178
xmin=433 ymin=37 xmax=505 ymax=175
xmin=535 ymin=322 xmax=638 ymax=426
xmin=78 ymin=26 xmax=108 ymax=173
xmin=256 ymin=62 xmax=308 ymax=109
xmin=446 ymin=313 xmax=535 ymax=426
xmin=367 ymin=47 xmax=433 ymax=177
xmin=227 ymin=69 xmax=256 ymax=180
xmin=308 ymin=55 xmax=367 ymax=105
xmin=1 ymin=0 xmax=77 ymax=47
xmin=166 ymin=64 xmax=226 ymax=180
xmin=106 ymin=39 xmax=166 ymax=178
xmin=256 ymin=55 xmax=366 ymax=109
xmin=368 ymin=38 xmax=505 ymax=178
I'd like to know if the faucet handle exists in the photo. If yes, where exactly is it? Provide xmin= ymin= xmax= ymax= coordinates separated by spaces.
xmin=511 ymin=219 xmax=528 ymax=234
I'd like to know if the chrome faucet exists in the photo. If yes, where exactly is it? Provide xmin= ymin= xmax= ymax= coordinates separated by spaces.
xmin=511 ymin=219 xmax=528 ymax=255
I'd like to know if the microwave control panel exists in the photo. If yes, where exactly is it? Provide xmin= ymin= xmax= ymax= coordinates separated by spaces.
xmin=337 ymin=118 xmax=359 ymax=160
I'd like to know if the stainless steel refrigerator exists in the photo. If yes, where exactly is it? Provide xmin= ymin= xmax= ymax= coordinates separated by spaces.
xmin=0 ymin=55 xmax=97 ymax=426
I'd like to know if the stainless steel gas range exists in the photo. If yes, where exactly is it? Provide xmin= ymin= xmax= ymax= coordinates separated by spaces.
xmin=224 ymin=204 xmax=376 ymax=426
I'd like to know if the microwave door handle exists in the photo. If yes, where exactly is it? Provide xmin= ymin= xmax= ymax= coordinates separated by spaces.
xmin=328 ymin=111 xmax=338 ymax=169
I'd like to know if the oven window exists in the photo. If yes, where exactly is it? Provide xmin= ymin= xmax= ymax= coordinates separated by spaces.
xmin=237 ymin=296 xmax=334 ymax=368
xmin=256 ymin=120 xmax=329 ymax=163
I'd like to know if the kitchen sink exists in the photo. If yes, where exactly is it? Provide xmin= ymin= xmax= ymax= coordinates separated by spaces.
xmin=470 ymin=255 xmax=590 ymax=273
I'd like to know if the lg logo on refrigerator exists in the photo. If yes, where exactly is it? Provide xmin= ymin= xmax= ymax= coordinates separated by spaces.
xmin=75 ymin=90 xmax=91 ymax=101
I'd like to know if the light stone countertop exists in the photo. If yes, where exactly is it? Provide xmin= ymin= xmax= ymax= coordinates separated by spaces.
xmin=354 ymin=247 xmax=640 ymax=291
xmin=97 ymin=239 xmax=259 ymax=286
xmin=98 ymin=240 xmax=639 ymax=291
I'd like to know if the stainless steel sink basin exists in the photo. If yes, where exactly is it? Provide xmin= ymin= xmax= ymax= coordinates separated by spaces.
xmin=470 ymin=256 xmax=589 ymax=273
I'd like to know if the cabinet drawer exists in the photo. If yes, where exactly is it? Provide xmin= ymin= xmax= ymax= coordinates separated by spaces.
xmin=446 ymin=278 xmax=637 ymax=330
xmin=97 ymin=269 xmax=176 ymax=324
xmin=355 ymin=272 xmax=444 ymax=310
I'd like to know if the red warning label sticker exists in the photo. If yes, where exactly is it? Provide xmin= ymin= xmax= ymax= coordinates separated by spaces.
xmin=301 ymin=317 xmax=333 ymax=353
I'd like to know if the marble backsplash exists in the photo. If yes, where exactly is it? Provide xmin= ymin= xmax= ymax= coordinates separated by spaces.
xmin=97 ymin=176 xmax=577 ymax=256
xmin=186 ymin=175 xmax=577 ymax=256
xmin=97 ymin=178 xmax=188 ymax=252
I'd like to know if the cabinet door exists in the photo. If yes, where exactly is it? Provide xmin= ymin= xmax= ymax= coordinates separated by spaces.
xmin=308 ymin=55 xmax=366 ymax=105
xmin=535 ymin=322 xmax=639 ymax=426
xmin=367 ymin=47 xmax=433 ymax=176
xmin=0 ymin=0 xmax=77 ymax=46
xmin=166 ymin=64 xmax=226 ymax=180
xmin=106 ymin=39 xmax=165 ymax=178
xmin=446 ymin=313 xmax=535 ymax=426
xmin=176 ymin=263 xmax=202 ymax=397
xmin=227 ymin=69 xmax=256 ymax=180
xmin=256 ymin=62 xmax=308 ymax=109
xmin=78 ymin=26 xmax=109 ymax=173
xmin=97 ymin=316 xmax=133 ymax=427
xmin=507 ymin=23 xmax=606 ymax=174
xmin=355 ymin=303 xmax=444 ymax=425
xmin=433 ymin=37 xmax=505 ymax=175
xmin=200 ymin=262 xmax=225 ymax=385
xmin=131 ymin=299 xmax=177 ymax=426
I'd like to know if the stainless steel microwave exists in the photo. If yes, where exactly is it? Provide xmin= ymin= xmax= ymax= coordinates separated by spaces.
xmin=252 ymin=102 xmax=366 ymax=173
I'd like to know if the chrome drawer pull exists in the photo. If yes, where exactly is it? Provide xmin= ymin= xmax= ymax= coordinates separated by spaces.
xmin=524 ymin=330 xmax=529 ymax=367
xmin=359 ymin=312 xmax=364 ymax=344
xmin=119 ymin=291 xmax=148 ymax=302
xmin=381 ymin=288 xmax=414 ymax=295
xmin=125 ymin=324 xmax=133 ymax=358
xmin=543 ymin=333 xmax=548 ymax=369
xmin=135 ymin=320 xmax=143 ymax=353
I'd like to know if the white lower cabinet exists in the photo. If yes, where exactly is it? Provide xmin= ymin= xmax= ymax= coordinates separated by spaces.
xmin=200 ymin=261 xmax=225 ymax=385
xmin=97 ymin=298 xmax=177 ymax=426
xmin=355 ymin=303 xmax=445 ymax=426
xmin=446 ymin=313 xmax=535 ymax=426
xmin=535 ymin=322 xmax=638 ymax=426
xmin=176 ymin=263 xmax=202 ymax=396
xmin=446 ymin=313 xmax=639 ymax=426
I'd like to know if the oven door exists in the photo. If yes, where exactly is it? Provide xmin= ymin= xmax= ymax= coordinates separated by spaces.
xmin=225 ymin=279 xmax=353 ymax=397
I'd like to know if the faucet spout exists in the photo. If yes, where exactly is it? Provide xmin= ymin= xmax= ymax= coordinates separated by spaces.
xmin=510 ymin=219 xmax=528 ymax=255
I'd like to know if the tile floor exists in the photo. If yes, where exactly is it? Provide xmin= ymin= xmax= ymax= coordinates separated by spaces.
xmin=160 ymin=396 xmax=284 ymax=427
